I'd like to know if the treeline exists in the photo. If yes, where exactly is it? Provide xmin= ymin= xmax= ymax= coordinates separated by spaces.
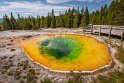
xmin=90 ymin=0 xmax=124 ymax=25
xmin=1 ymin=0 xmax=124 ymax=30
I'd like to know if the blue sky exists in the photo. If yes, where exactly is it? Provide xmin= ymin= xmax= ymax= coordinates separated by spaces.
xmin=0 ymin=0 xmax=112 ymax=18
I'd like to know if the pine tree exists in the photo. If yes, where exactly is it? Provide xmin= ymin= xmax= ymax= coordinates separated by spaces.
xmin=45 ymin=12 xmax=51 ymax=28
xmin=81 ymin=7 xmax=84 ymax=15
xmin=60 ymin=14 xmax=65 ymax=27
xmin=67 ymin=8 xmax=73 ymax=28
xmin=51 ymin=9 xmax=56 ymax=28
xmin=89 ymin=11 xmax=94 ymax=24
xmin=40 ymin=16 xmax=45 ymax=28
xmin=36 ymin=15 xmax=40 ymax=29
xmin=27 ymin=16 xmax=32 ymax=29
xmin=20 ymin=16 xmax=25 ymax=29
xmin=17 ymin=13 xmax=23 ymax=29
xmin=31 ymin=16 xmax=36 ymax=29
xmin=64 ymin=10 xmax=70 ymax=28
xmin=64 ymin=9 xmax=69 ymax=28
xmin=56 ymin=16 xmax=59 ymax=27
xmin=106 ymin=1 xmax=116 ymax=25
xmin=56 ymin=13 xmax=65 ymax=27
xmin=10 ymin=12 xmax=17 ymax=29
xmin=2 ymin=14 xmax=11 ymax=30
xmin=81 ymin=7 xmax=89 ymax=27
xmin=23 ymin=18 xmax=27 ymax=29
xmin=113 ymin=0 xmax=124 ymax=25
xmin=97 ymin=4 xmax=108 ymax=24
xmin=73 ymin=8 xmax=80 ymax=28
xmin=72 ymin=7 xmax=76 ymax=15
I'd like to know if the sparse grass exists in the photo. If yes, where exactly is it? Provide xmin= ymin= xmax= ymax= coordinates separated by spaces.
xmin=3 ymin=65 xmax=10 ymax=70
xmin=20 ymin=80 xmax=24 ymax=83
xmin=104 ymin=39 xmax=124 ymax=64
xmin=23 ymin=60 xmax=29 ymax=70
xmin=67 ymin=76 xmax=84 ymax=83
xmin=104 ymin=39 xmax=111 ymax=44
xmin=104 ymin=39 xmax=118 ymax=48
xmin=115 ymin=45 xmax=124 ymax=64
xmin=14 ymin=70 xmax=21 ymax=80
xmin=40 ymin=78 xmax=53 ymax=83
xmin=108 ymin=70 xmax=124 ymax=83
xmin=7 ymin=70 xmax=14 ymax=76
xmin=7 ymin=70 xmax=21 ymax=80
xmin=117 ymin=78 xmax=124 ymax=83
xmin=108 ymin=70 xmax=124 ymax=79
xmin=26 ymin=69 xmax=37 ymax=83
xmin=97 ymin=75 xmax=116 ymax=83
xmin=95 ymin=70 xmax=124 ymax=83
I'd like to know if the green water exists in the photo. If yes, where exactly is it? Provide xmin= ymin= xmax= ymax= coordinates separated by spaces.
xmin=38 ymin=37 xmax=82 ymax=61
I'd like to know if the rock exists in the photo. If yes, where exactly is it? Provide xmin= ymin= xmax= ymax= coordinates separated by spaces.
xmin=10 ymin=49 xmax=16 ymax=51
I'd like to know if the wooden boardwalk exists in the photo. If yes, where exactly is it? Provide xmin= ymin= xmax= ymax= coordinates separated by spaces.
xmin=83 ymin=25 xmax=124 ymax=41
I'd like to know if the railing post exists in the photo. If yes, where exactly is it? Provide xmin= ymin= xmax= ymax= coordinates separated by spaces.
xmin=91 ymin=25 xmax=94 ymax=34
xmin=83 ymin=27 xmax=85 ymax=35
xmin=99 ymin=27 xmax=102 ymax=36
xmin=109 ymin=27 xmax=112 ymax=39
xmin=121 ymin=29 xmax=124 ymax=41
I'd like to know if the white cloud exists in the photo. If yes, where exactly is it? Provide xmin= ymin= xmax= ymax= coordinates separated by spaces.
xmin=0 ymin=1 xmax=73 ymax=18
xmin=0 ymin=0 xmax=102 ymax=18
xmin=46 ymin=0 xmax=102 ymax=3
xmin=46 ymin=0 xmax=71 ymax=3
xmin=77 ymin=0 xmax=102 ymax=2
xmin=23 ymin=13 xmax=32 ymax=15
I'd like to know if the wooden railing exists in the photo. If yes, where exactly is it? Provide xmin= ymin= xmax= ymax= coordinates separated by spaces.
xmin=83 ymin=25 xmax=124 ymax=41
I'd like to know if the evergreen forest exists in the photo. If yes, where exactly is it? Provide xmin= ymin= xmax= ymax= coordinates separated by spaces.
xmin=1 ymin=0 xmax=124 ymax=30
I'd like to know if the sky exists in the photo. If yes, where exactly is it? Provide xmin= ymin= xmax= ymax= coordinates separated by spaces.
xmin=0 ymin=0 xmax=112 ymax=18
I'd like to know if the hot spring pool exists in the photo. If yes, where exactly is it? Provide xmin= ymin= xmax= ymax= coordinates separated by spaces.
xmin=20 ymin=34 xmax=111 ymax=71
